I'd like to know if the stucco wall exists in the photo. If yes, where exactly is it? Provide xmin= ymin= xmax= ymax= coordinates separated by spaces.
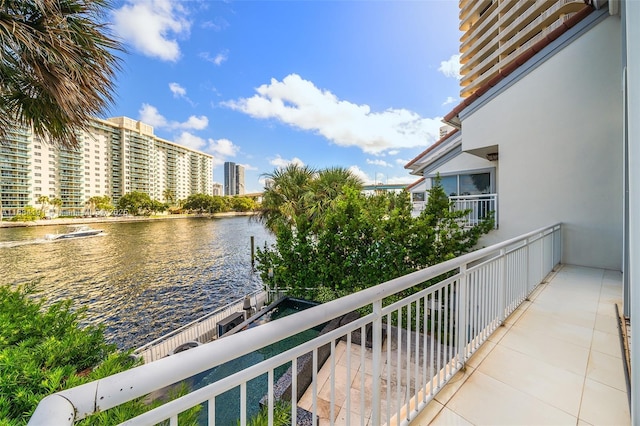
xmin=462 ymin=15 xmax=623 ymax=270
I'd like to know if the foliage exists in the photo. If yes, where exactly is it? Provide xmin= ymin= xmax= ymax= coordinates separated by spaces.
xmin=0 ymin=0 xmax=122 ymax=149
xmin=85 ymin=195 xmax=113 ymax=215
xmin=10 ymin=206 xmax=41 ymax=222
xmin=0 ymin=284 xmax=201 ymax=425
xmin=256 ymin=172 xmax=494 ymax=301
xmin=183 ymin=194 xmax=257 ymax=214
xmin=116 ymin=191 xmax=153 ymax=216
xmin=0 ymin=284 xmax=137 ymax=424
xmin=240 ymin=401 xmax=291 ymax=426
xmin=259 ymin=164 xmax=363 ymax=234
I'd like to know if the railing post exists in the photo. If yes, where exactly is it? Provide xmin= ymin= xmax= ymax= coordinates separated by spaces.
xmin=499 ymin=248 xmax=506 ymax=323
xmin=456 ymin=265 xmax=468 ymax=368
xmin=371 ymin=299 xmax=382 ymax=425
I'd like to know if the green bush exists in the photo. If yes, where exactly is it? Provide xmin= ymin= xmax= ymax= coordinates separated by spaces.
xmin=0 ymin=283 xmax=198 ymax=425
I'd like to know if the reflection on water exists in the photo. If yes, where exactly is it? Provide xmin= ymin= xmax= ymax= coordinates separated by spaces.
xmin=0 ymin=217 xmax=274 ymax=350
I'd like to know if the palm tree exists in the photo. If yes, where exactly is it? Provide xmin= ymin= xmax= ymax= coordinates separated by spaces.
xmin=309 ymin=167 xmax=363 ymax=227
xmin=37 ymin=195 xmax=50 ymax=217
xmin=0 ymin=0 xmax=122 ymax=149
xmin=259 ymin=164 xmax=317 ymax=233
xmin=163 ymin=189 xmax=175 ymax=206
xmin=51 ymin=197 xmax=62 ymax=216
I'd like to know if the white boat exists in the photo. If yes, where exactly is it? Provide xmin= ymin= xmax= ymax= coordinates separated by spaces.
xmin=45 ymin=225 xmax=104 ymax=240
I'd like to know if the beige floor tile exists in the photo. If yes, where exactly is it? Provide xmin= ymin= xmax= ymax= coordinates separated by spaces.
xmin=497 ymin=325 xmax=590 ymax=376
xmin=433 ymin=366 xmax=474 ymax=406
xmin=594 ymin=312 xmax=620 ymax=334
xmin=429 ymin=407 xmax=474 ymax=425
xmin=597 ymin=301 xmax=620 ymax=318
xmin=591 ymin=329 xmax=623 ymax=359
xmin=446 ymin=371 xmax=577 ymax=425
xmin=465 ymin=339 xmax=496 ymax=368
xmin=579 ymin=378 xmax=630 ymax=426
xmin=477 ymin=345 xmax=584 ymax=416
xmin=586 ymin=350 xmax=627 ymax=392
xmin=513 ymin=309 xmax=594 ymax=349
xmin=408 ymin=399 xmax=444 ymax=425
xmin=487 ymin=323 xmax=510 ymax=343
xmin=503 ymin=301 xmax=530 ymax=326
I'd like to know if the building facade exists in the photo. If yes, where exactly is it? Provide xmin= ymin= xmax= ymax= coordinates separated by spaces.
xmin=223 ymin=161 xmax=245 ymax=196
xmin=0 ymin=117 xmax=214 ymax=216
xmin=459 ymin=0 xmax=589 ymax=98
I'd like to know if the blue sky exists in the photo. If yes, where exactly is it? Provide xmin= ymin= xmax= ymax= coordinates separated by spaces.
xmin=108 ymin=0 xmax=462 ymax=193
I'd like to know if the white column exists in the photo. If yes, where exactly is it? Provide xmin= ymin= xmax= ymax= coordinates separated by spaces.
xmin=625 ymin=0 xmax=640 ymax=423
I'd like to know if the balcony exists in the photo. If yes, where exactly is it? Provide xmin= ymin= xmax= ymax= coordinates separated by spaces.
xmin=450 ymin=194 xmax=498 ymax=227
xmin=30 ymin=225 xmax=614 ymax=426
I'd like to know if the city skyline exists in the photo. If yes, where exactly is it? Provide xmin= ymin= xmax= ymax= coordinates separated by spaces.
xmin=107 ymin=0 xmax=462 ymax=192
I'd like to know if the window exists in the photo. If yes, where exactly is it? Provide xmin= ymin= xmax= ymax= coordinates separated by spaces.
xmin=433 ymin=171 xmax=492 ymax=197
xmin=34 ymin=159 xmax=41 ymax=163
xmin=412 ymin=192 xmax=425 ymax=202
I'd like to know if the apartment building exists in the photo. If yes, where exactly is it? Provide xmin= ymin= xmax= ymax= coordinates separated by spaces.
xmin=0 ymin=117 xmax=214 ymax=216
xmin=459 ymin=0 xmax=589 ymax=98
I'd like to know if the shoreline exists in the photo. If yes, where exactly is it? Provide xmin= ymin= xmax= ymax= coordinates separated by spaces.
xmin=0 ymin=211 xmax=257 ymax=228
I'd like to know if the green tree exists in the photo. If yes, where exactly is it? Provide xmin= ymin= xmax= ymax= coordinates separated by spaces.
xmin=256 ymin=175 xmax=493 ymax=301
xmin=0 ymin=0 xmax=122 ymax=150
xmin=117 ymin=192 xmax=152 ymax=216
xmin=11 ymin=206 xmax=41 ymax=222
xmin=230 ymin=196 xmax=257 ymax=212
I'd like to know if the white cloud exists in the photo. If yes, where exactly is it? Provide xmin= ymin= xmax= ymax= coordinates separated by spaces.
xmin=169 ymin=82 xmax=187 ymax=98
xmin=348 ymin=165 xmax=370 ymax=183
xmin=138 ymin=104 xmax=208 ymax=131
xmin=270 ymin=155 xmax=305 ymax=169
xmin=223 ymin=74 xmax=442 ymax=154
xmin=208 ymin=138 xmax=238 ymax=158
xmin=366 ymin=158 xmax=392 ymax=168
xmin=442 ymin=96 xmax=458 ymax=106
xmin=387 ymin=150 xmax=399 ymax=156
xmin=438 ymin=54 xmax=462 ymax=80
xmin=200 ymin=50 xmax=229 ymax=66
xmin=395 ymin=158 xmax=409 ymax=165
xmin=175 ymin=131 xmax=206 ymax=150
xmin=139 ymin=104 xmax=168 ymax=128
xmin=112 ymin=0 xmax=190 ymax=62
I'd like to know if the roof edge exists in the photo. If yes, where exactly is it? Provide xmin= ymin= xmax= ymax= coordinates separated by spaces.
xmin=404 ymin=128 xmax=460 ymax=169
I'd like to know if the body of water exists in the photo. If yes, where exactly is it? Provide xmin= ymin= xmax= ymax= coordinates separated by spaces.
xmin=0 ymin=216 xmax=274 ymax=350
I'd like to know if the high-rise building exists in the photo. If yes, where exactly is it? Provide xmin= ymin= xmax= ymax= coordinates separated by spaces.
xmin=235 ymin=164 xmax=245 ymax=195
xmin=223 ymin=162 xmax=245 ymax=196
xmin=0 ymin=117 xmax=214 ymax=217
xmin=459 ymin=0 xmax=588 ymax=98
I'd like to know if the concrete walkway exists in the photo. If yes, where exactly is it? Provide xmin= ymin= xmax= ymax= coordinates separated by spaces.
xmin=412 ymin=264 xmax=630 ymax=425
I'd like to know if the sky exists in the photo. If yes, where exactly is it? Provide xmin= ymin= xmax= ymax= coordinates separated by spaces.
xmin=107 ymin=0 xmax=463 ymax=193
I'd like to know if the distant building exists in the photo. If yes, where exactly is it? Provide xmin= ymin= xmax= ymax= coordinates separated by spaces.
xmin=212 ymin=183 xmax=223 ymax=196
xmin=224 ymin=162 xmax=245 ymax=196
xmin=0 ymin=117 xmax=214 ymax=217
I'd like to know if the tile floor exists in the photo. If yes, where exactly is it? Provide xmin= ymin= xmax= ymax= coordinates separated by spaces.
xmin=412 ymin=264 xmax=630 ymax=426
xmin=297 ymin=265 xmax=629 ymax=425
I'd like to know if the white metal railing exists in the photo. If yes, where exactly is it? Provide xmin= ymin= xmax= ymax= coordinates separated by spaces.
xmin=134 ymin=290 xmax=267 ymax=363
xmin=29 ymin=224 xmax=561 ymax=426
xmin=450 ymin=193 xmax=498 ymax=227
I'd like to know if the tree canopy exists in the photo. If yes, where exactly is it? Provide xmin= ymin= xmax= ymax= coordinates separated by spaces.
xmin=256 ymin=170 xmax=494 ymax=301
xmin=0 ymin=0 xmax=122 ymax=149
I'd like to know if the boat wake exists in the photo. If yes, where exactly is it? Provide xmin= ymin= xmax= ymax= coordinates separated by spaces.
xmin=0 ymin=233 xmax=107 ymax=249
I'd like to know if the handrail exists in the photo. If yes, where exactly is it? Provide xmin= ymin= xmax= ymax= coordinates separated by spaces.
xmin=29 ymin=223 xmax=561 ymax=425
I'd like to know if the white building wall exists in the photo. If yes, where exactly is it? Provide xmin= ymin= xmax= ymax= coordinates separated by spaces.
xmin=462 ymin=16 xmax=623 ymax=269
